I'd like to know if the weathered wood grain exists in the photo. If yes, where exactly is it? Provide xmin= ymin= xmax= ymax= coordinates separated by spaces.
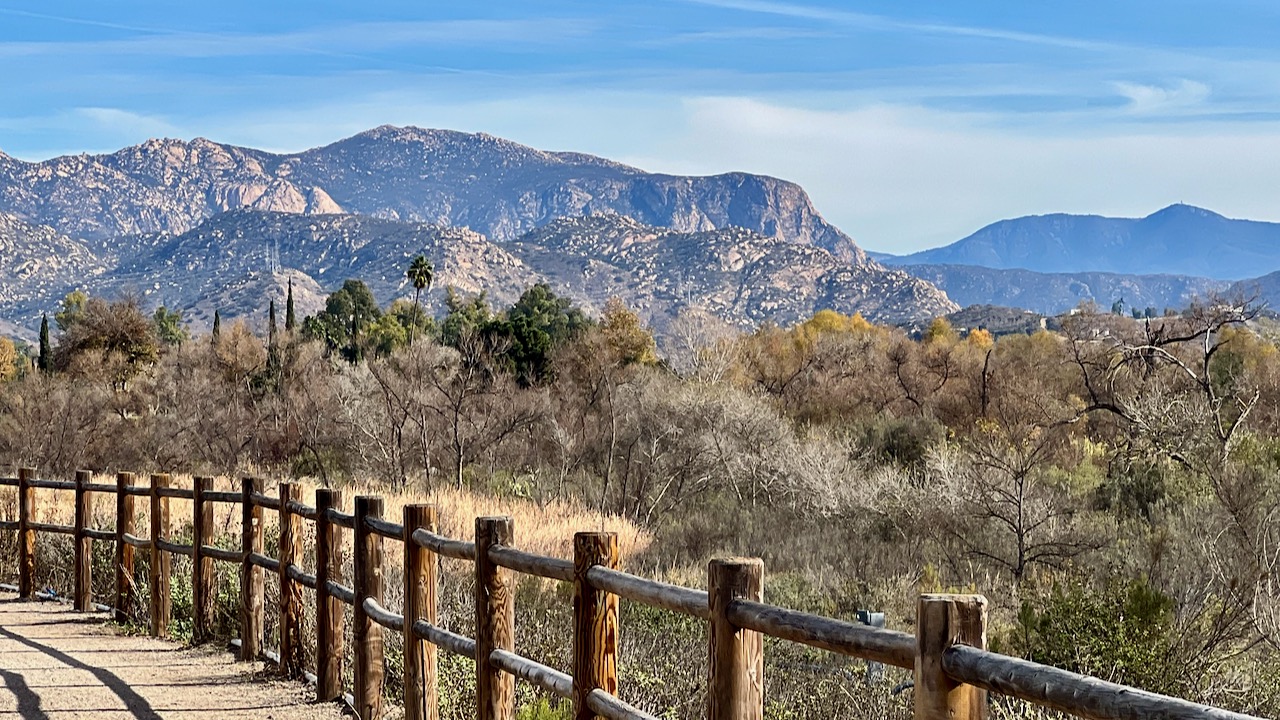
xmin=18 ymin=468 xmax=34 ymax=599
xmin=73 ymin=470 xmax=93 ymax=611
xmin=315 ymin=487 xmax=345 ymax=702
xmin=354 ymin=495 xmax=386 ymax=720
xmin=278 ymin=482 xmax=305 ymax=677
xmin=404 ymin=504 xmax=438 ymax=720
xmin=708 ymin=558 xmax=764 ymax=720
xmin=915 ymin=594 xmax=987 ymax=720
xmin=192 ymin=476 xmax=215 ymax=643
xmin=114 ymin=472 xmax=136 ymax=623
xmin=149 ymin=473 xmax=171 ymax=637
xmin=573 ymin=532 xmax=618 ymax=720
xmin=239 ymin=477 xmax=264 ymax=661
xmin=475 ymin=516 xmax=515 ymax=720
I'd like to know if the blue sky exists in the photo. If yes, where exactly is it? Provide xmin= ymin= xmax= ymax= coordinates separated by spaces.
xmin=4 ymin=1 xmax=1280 ymax=252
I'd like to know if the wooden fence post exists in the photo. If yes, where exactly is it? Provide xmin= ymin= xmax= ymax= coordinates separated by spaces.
xmin=192 ymin=476 xmax=215 ymax=644
xmin=315 ymin=488 xmax=345 ymax=702
xmin=149 ymin=473 xmax=171 ymax=637
xmin=475 ymin=516 xmax=514 ymax=720
xmin=73 ymin=470 xmax=92 ymax=611
xmin=404 ymin=504 xmax=438 ymax=720
xmin=115 ymin=471 xmax=136 ymax=623
xmin=708 ymin=558 xmax=764 ymax=720
xmin=573 ymin=532 xmax=619 ymax=720
xmin=239 ymin=476 xmax=264 ymax=661
xmin=17 ymin=467 xmax=35 ymax=599
xmin=915 ymin=594 xmax=988 ymax=720
xmin=354 ymin=495 xmax=386 ymax=720
xmin=278 ymin=482 xmax=304 ymax=677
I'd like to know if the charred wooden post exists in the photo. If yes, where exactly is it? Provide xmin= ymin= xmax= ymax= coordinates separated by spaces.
xmin=315 ymin=487 xmax=345 ymax=702
xmin=149 ymin=473 xmax=171 ymax=637
xmin=354 ymin=495 xmax=386 ymax=720
xmin=915 ymin=594 xmax=988 ymax=720
xmin=278 ymin=482 xmax=305 ymax=677
xmin=239 ymin=476 xmax=264 ymax=661
xmin=192 ymin=476 xmax=215 ymax=643
xmin=708 ymin=558 xmax=764 ymax=720
xmin=73 ymin=470 xmax=93 ymax=611
xmin=573 ymin=532 xmax=619 ymax=720
xmin=475 ymin=516 xmax=515 ymax=720
xmin=404 ymin=504 xmax=438 ymax=720
xmin=17 ymin=467 xmax=35 ymax=599
xmin=114 ymin=471 xmax=136 ymax=623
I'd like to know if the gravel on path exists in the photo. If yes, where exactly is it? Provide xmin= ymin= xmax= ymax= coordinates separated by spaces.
xmin=0 ymin=591 xmax=350 ymax=719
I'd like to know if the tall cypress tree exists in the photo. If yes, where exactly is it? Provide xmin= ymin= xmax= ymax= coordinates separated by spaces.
xmin=285 ymin=278 xmax=297 ymax=333
xmin=37 ymin=314 xmax=50 ymax=372
xmin=212 ymin=310 xmax=221 ymax=342
xmin=269 ymin=300 xmax=278 ymax=347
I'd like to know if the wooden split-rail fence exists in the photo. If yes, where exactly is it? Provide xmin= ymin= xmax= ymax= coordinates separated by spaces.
xmin=0 ymin=468 xmax=1262 ymax=720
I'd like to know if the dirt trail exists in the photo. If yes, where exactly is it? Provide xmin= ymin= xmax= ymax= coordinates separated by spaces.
xmin=0 ymin=591 xmax=348 ymax=719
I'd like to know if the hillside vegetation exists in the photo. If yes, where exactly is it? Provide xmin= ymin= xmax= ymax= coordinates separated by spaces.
xmin=1 ymin=282 xmax=1279 ymax=718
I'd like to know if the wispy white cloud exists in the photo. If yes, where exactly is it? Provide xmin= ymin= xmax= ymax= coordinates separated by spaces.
xmin=681 ymin=0 xmax=1124 ymax=52
xmin=0 ymin=18 xmax=597 ymax=60
xmin=1113 ymin=79 xmax=1212 ymax=115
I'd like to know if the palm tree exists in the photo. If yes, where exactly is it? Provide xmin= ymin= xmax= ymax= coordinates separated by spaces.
xmin=406 ymin=254 xmax=434 ymax=344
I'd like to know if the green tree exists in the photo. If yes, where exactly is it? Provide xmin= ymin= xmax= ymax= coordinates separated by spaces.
xmin=304 ymin=279 xmax=382 ymax=363
xmin=212 ymin=310 xmax=222 ymax=342
xmin=285 ymin=278 xmax=297 ymax=333
xmin=153 ymin=305 xmax=188 ymax=347
xmin=55 ymin=290 xmax=87 ymax=332
xmin=37 ymin=314 xmax=50 ymax=372
xmin=406 ymin=254 xmax=434 ymax=344
xmin=500 ymin=283 xmax=592 ymax=385
xmin=440 ymin=288 xmax=494 ymax=349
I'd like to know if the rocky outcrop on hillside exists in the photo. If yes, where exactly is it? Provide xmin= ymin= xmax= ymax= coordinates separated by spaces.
xmin=0 ymin=126 xmax=865 ymax=262
xmin=509 ymin=214 xmax=954 ymax=327
xmin=0 ymin=212 xmax=102 ymax=329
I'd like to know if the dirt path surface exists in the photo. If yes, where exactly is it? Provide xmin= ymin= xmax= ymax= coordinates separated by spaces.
xmin=0 ymin=592 xmax=349 ymax=719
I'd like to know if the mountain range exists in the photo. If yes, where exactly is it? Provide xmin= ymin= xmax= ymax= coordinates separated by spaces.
xmin=0 ymin=127 xmax=957 ymax=339
xmin=874 ymin=204 xmax=1280 ymax=315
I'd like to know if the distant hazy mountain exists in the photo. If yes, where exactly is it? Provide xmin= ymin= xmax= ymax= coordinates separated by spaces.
xmin=0 ymin=125 xmax=865 ymax=262
xmin=897 ymin=263 xmax=1229 ymax=316
xmin=883 ymin=204 xmax=1280 ymax=280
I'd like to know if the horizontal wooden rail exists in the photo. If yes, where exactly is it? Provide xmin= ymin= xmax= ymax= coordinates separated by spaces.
xmin=586 ymin=688 xmax=661 ymax=720
xmin=81 ymin=482 xmax=117 ymax=493
xmin=28 ymin=521 xmax=74 ymax=536
xmin=286 ymin=563 xmax=318 ymax=589
xmin=728 ymin=598 xmax=916 ymax=669
xmin=327 ymin=580 xmax=355 ymax=605
xmin=286 ymin=500 xmax=317 ymax=521
xmin=586 ymin=566 xmax=711 ymax=620
xmin=155 ymin=539 xmax=193 ymax=557
xmin=121 ymin=532 xmax=151 ymax=550
xmin=250 ymin=491 xmax=280 ymax=510
xmin=324 ymin=507 xmax=355 ymax=529
xmin=83 ymin=527 xmax=115 ymax=541
xmin=943 ymin=645 xmax=1263 ymax=720
xmin=411 ymin=619 xmax=477 ymax=659
xmin=249 ymin=551 xmax=280 ymax=573
xmin=202 ymin=490 xmax=240 ymax=503
xmin=155 ymin=486 xmax=194 ymax=500
xmin=0 ymin=520 xmax=16 ymax=531
xmin=365 ymin=515 xmax=404 ymax=540
xmin=363 ymin=597 xmax=405 ymax=632
xmin=27 ymin=478 xmax=76 ymax=491
xmin=0 ymin=477 xmax=15 ymax=487
xmin=488 ymin=546 xmax=574 ymax=582
xmin=121 ymin=485 xmax=150 ymax=497
xmin=489 ymin=649 xmax=572 ymax=698
xmin=410 ymin=527 xmax=475 ymax=560
xmin=202 ymin=545 xmax=241 ymax=563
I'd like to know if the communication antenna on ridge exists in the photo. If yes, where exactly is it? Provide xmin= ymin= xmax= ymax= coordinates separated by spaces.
xmin=268 ymin=239 xmax=282 ymax=274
